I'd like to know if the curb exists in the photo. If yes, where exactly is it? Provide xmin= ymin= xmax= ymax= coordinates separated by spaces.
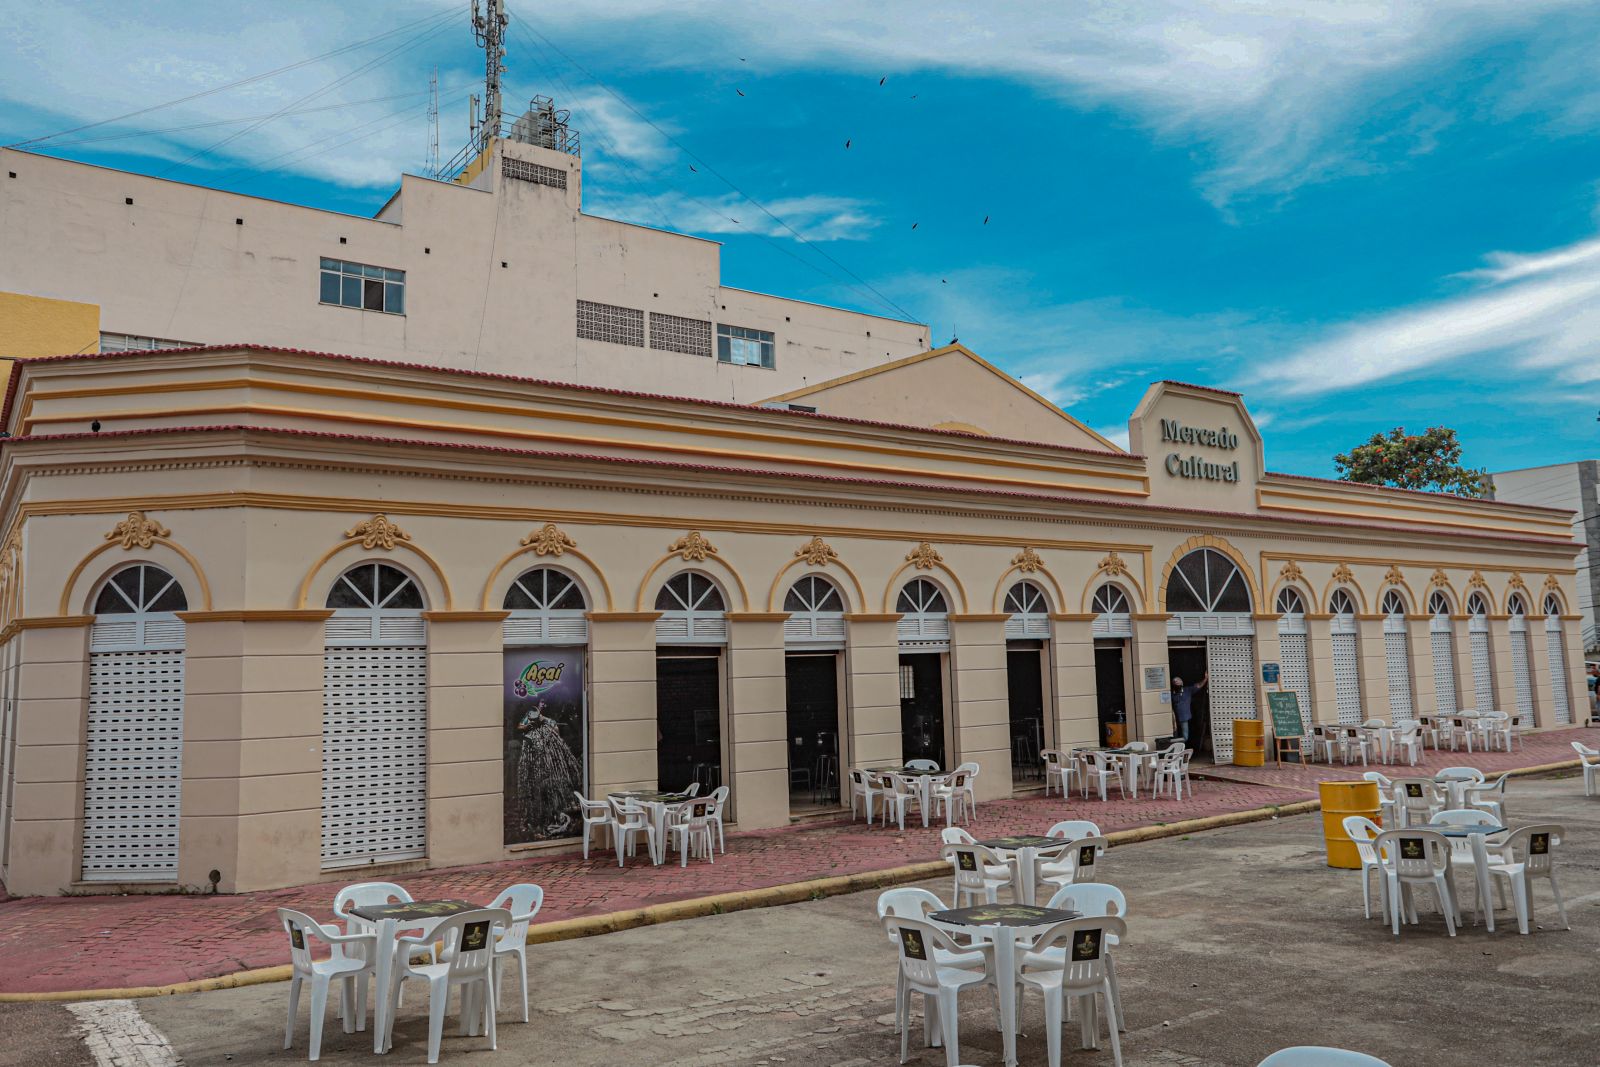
xmin=2 ymin=760 xmax=1580 ymax=1004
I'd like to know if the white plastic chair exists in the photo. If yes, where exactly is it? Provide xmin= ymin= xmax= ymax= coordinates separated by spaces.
xmin=383 ymin=909 xmax=510 ymax=1064
xmin=1150 ymin=747 xmax=1186 ymax=799
xmin=1465 ymin=773 xmax=1509 ymax=825
xmin=1571 ymin=742 xmax=1600 ymax=796
xmin=1046 ymin=820 xmax=1103 ymax=841
xmin=706 ymin=784 xmax=731 ymax=853
xmin=877 ymin=774 xmax=919 ymax=831
xmin=1257 ymin=1049 xmax=1394 ymax=1067
xmin=574 ymin=794 xmax=614 ymax=861
xmin=942 ymin=841 xmax=1013 ymax=905
xmin=940 ymin=826 xmax=975 ymax=846
xmin=1391 ymin=778 xmax=1445 ymax=827
xmin=1390 ymin=724 xmax=1423 ymax=767
xmin=1041 ymin=749 xmax=1070 ymax=797
xmin=1080 ymin=751 xmax=1125 ymax=801
xmin=1372 ymin=829 xmax=1460 ymax=937
xmin=906 ymin=758 xmax=941 ymax=772
xmin=1483 ymin=712 xmax=1513 ymax=752
xmin=485 ymin=883 xmax=543 ymax=1023
xmin=1034 ymin=883 xmax=1129 ymax=1032
xmin=1340 ymin=816 xmax=1388 ymax=921
xmin=668 ymin=797 xmax=718 ymax=866
xmin=1361 ymin=772 xmax=1396 ymax=826
xmin=1338 ymin=728 xmax=1369 ymax=767
xmin=849 ymin=768 xmax=882 ymax=822
xmin=876 ymin=888 xmax=984 ymax=1037
xmin=1037 ymin=836 xmax=1108 ymax=895
xmin=1486 ymin=823 xmax=1570 ymax=935
xmin=611 ymin=800 xmax=657 ymax=867
xmin=882 ymin=915 xmax=993 ymax=1066
xmin=1017 ymin=916 xmax=1128 ymax=1067
xmin=333 ymin=880 xmax=428 ymax=1014
xmin=278 ymin=908 xmax=377 ymax=1061
xmin=931 ymin=768 xmax=975 ymax=826
xmin=1311 ymin=726 xmax=1339 ymax=764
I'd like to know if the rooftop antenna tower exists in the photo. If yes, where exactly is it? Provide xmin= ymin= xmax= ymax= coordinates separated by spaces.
xmin=471 ymin=0 xmax=508 ymax=149
xmin=425 ymin=68 xmax=439 ymax=176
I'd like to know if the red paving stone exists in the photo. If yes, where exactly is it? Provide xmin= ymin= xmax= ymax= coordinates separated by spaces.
xmin=0 ymin=725 xmax=1589 ymax=995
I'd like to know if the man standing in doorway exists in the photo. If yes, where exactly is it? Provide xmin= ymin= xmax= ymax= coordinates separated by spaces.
xmin=1172 ymin=672 xmax=1208 ymax=743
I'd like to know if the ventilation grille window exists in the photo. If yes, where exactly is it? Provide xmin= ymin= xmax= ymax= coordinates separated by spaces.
xmin=1469 ymin=631 xmax=1494 ymax=710
xmin=1545 ymin=619 xmax=1572 ymax=724
xmin=649 ymin=312 xmax=713 ymax=357
xmin=1510 ymin=631 xmax=1536 ymax=718
xmin=1332 ymin=632 xmax=1362 ymax=725
xmin=1384 ymin=630 xmax=1414 ymax=725
xmin=502 ymin=156 xmax=568 ymax=189
xmin=576 ymin=300 xmax=644 ymax=347
xmin=1278 ymin=632 xmax=1313 ymax=751
xmin=1431 ymin=630 xmax=1458 ymax=715
xmin=1206 ymin=635 xmax=1256 ymax=763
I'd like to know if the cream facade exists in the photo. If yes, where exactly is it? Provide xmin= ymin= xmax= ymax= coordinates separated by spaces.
xmin=0 ymin=139 xmax=928 ymax=401
xmin=0 ymin=343 xmax=1585 ymax=897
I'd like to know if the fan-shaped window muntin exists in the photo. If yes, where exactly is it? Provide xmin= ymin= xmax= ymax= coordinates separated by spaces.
xmin=504 ymin=567 xmax=586 ymax=611
xmin=1507 ymin=593 xmax=1527 ymax=617
xmin=1543 ymin=592 xmax=1563 ymax=616
xmin=897 ymin=578 xmax=948 ymax=616
xmin=93 ymin=564 xmax=188 ymax=615
xmin=1467 ymin=592 xmax=1489 ymax=617
xmin=1428 ymin=590 xmax=1452 ymax=616
xmin=1006 ymin=581 xmax=1049 ymax=616
xmin=784 ymin=575 xmax=843 ymax=614
xmin=1381 ymin=590 xmax=1407 ymax=616
xmin=326 ymin=562 xmax=424 ymax=610
xmin=1329 ymin=589 xmax=1357 ymax=617
xmin=1275 ymin=587 xmax=1305 ymax=616
xmin=656 ymin=572 xmax=726 ymax=614
xmin=1165 ymin=549 xmax=1251 ymax=614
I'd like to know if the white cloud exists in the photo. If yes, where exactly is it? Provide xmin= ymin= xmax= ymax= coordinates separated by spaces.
xmin=561 ymin=89 xmax=672 ymax=165
xmin=1095 ymin=425 xmax=1132 ymax=450
xmin=525 ymin=0 xmax=1594 ymax=207
xmin=589 ymin=189 xmax=879 ymax=241
xmin=1262 ymin=227 xmax=1600 ymax=395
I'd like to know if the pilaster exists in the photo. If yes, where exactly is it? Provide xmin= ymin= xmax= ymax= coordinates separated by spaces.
xmin=726 ymin=613 xmax=790 ymax=830
xmin=1130 ymin=616 xmax=1173 ymax=742
xmin=421 ymin=612 xmax=505 ymax=869
xmin=586 ymin=612 xmax=661 ymax=796
xmin=949 ymin=614 xmax=1011 ymax=800
xmin=1049 ymin=615 xmax=1099 ymax=749
xmin=1356 ymin=617 xmax=1389 ymax=723
xmin=1487 ymin=617 xmax=1518 ymax=715
xmin=843 ymin=615 xmax=903 ymax=772
xmin=1306 ymin=615 xmax=1340 ymax=724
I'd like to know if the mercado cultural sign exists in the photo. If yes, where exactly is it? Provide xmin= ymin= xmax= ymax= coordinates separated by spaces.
xmin=1160 ymin=418 xmax=1240 ymax=484
xmin=502 ymin=648 xmax=586 ymax=845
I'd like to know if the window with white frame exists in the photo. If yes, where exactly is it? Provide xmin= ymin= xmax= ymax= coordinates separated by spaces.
xmin=716 ymin=324 xmax=775 ymax=368
xmin=654 ymin=572 xmax=727 ymax=643
xmin=1508 ymin=593 xmax=1527 ymax=617
xmin=1543 ymin=592 xmax=1563 ymax=616
xmin=1382 ymin=590 xmax=1407 ymax=616
xmin=320 ymin=258 xmax=405 ymax=314
xmin=99 ymin=332 xmax=197 ymax=352
xmin=1428 ymin=590 xmax=1452 ymax=616
xmin=1467 ymin=592 xmax=1489 ymax=617
xmin=1275 ymin=587 xmax=1305 ymax=615
xmin=1329 ymin=589 xmax=1356 ymax=617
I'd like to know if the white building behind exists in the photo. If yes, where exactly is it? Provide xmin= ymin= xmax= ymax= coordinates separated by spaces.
xmin=1491 ymin=460 xmax=1599 ymax=651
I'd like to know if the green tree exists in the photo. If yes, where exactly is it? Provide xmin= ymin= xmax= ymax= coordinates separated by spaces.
xmin=1333 ymin=426 xmax=1488 ymax=497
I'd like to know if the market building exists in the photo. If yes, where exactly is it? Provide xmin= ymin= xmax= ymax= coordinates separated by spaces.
xmin=1491 ymin=460 xmax=1600 ymax=653
xmin=0 ymin=340 xmax=1586 ymax=896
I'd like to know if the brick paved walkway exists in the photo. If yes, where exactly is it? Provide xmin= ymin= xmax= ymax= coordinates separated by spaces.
xmin=0 ymin=726 xmax=1588 ymax=995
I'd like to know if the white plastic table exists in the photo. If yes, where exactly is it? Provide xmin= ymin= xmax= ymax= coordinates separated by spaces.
xmin=609 ymin=790 xmax=692 ymax=865
xmin=347 ymin=899 xmax=478 ymax=1054
xmin=1435 ymin=822 xmax=1509 ymax=934
xmin=974 ymin=835 xmax=1071 ymax=906
xmin=930 ymin=903 xmax=1081 ymax=1067
xmin=867 ymin=767 xmax=944 ymax=827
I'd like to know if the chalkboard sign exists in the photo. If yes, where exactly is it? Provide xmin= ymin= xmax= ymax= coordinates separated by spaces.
xmin=1267 ymin=691 xmax=1303 ymax=739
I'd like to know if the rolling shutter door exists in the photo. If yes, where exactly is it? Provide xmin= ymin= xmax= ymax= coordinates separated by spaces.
xmin=322 ymin=623 xmax=428 ymax=869
xmin=1277 ymin=632 xmax=1313 ymax=749
xmin=1206 ymin=635 xmax=1255 ymax=763
xmin=82 ymin=630 xmax=185 ymax=882
xmin=1430 ymin=629 xmax=1457 ymax=716
xmin=1470 ymin=632 xmax=1494 ymax=711
xmin=1546 ymin=623 xmax=1572 ymax=725
xmin=1384 ymin=631 xmax=1414 ymax=725
xmin=1332 ymin=632 xmax=1362 ymax=726
xmin=1510 ymin=632 xmax=1536 ymax=720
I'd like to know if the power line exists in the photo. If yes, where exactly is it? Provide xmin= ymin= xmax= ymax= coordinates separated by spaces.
xmin=5 ymin=7 xmax=459 ymax=150
xmin=516 ymin=16 xmax=919 ymax=324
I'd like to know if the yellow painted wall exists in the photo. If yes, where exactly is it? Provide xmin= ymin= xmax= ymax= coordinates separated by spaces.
xmin=0 ymin=290 xmax=99 ymax=392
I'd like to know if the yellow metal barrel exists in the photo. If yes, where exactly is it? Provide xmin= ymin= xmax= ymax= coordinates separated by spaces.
xmin=1232 ymin=719 xmax=1265 ymax=766
xmin=1319 ymin=780 xmax=1381 ymax=869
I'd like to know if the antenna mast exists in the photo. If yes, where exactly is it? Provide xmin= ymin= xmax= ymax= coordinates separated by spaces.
xmin=471 ymin=0 xmax=508 ymax=149
xmin=426 ymin=68 xmax=440 ymax=176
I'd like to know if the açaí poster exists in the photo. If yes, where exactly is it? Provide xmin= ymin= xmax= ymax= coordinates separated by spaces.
xmin=502 ymin=648 xmax=586 ymax=845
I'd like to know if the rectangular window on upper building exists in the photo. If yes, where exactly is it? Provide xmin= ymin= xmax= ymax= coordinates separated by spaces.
xmin=716 ymin=324 xmax=775 ymax=369
xmin=99 ymin=332 xmax=197 ymax=352
xmin=649 ymin=312 xmax=712 ymax=357
xmin=320 ymin=258 xmax=405 ymax=315
xmin=576 ymin=300 xmax=645 ymax=347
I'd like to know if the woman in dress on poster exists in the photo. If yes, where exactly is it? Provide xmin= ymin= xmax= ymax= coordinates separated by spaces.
xmin=513 ymin=699 xmax=584 ymax=839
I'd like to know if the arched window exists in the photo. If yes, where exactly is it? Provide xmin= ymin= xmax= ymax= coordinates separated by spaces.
xmin=325 ymin=562 xmax=426 ymax=645
xmin=1544 ymin=591 xmax=1573 ymax=724
xmin=1165 ymin=549 xmax=1251 ymax=615
xmin=1466 ymin=592 xmax=1489 ymax=617
xmin=1329 ymin=589 xmax=1356 ymax=616
xmin=655 ymin=572 xmax=727 ymax=643
xmin=1381 ymin=589 xmax=1407 ymax=624
xmin=1428 ymin=590 xmax=1452 ymax=616
xmin=1005 ymin=580 xmax=1051 ymax=638
xmin=90 ymin=563 xmax=188 ymax=651
xmin=1090 ymin=582 xmax=1131 ymax=638
xmin=896 ymin=578 xmax=950 ymax=645
xmin=503 ymin=566 xmax=588 ymax=645
xmin=784 ymin=574 xmax=845 ymax=647
xmin=1276 ymin=587 xmax=1306 ymax=615
xmin=1275 ymin=586 xmax=1307 ymax=637
xmin=1507 ymin=593 xmax=1527 ymax=617
xmin=1544 ymin=592 xmax=1563 ymax=617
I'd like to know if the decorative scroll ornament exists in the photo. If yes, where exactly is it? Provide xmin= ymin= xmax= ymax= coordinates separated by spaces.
xmin=1331 ymin=562 xmax=1355 ymax=585
xmin=1542 ymin=574 xmax=1562 ymax=595
xmin=1094 ymin=550 xmax=1128 ymax=578
xmin=906 ymin=542 xmax=943 ymax=570
xmin=670 ymin=531 xmax=718 ymax=562
xmin=795 ymin=535 xmax=838 ymax=567
xmin=1467 ymin=570 xmax=1489 ymax=591
xmin=521 ymin=522 xmax=576 ymax=557
xmin=1279 ymin=560 xmax=1305 ymax=584
xmin=1013 ymin=546 xmax=1046 ymax=573
xmin=1429 ymin=568 xmax=1450 ymax=588
xmin=1383 ymin=565 xmax=1406 ymax=587
xmin=344 ymin=514 xmax=410 ymax=551
xmin=1507 ymin=572 xmax=1528 ymax=592
xmin=107 ymin=510 xmax=170 ymax=550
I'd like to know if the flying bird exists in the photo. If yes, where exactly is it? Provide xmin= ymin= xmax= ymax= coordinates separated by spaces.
xmin=689 ymin=165 xmax=698 ymax=172
xmin=844 ymin=139 xmax=851 ymax=148
xmin=736 ymin=88 xmax=745 ymax=97
xmin=983 ymin=216 xmax=990 ymax=225
xmin=879 ymin=77 xmax=886 ymax=86
xmin=941 ymin=279 xmax=947 ymax=284
xmin=911 ymin=222 xmax=918 ymax=229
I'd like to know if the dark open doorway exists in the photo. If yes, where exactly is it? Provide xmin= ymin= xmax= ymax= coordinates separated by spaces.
xmin=898 ymin=652 xmax=946 ymax=768
xmin=656 ymin=650 xmax=722 ymax=794
xmin=1094 ymin=641 xmax=1129 ymax=747
xmin=785 ymin=652 xmax=841 ymax=812
xmin=1167 ymin=641 xmax=1211 ymax=758
xmin=1007 ymin=646 xmax=1045 ymax=786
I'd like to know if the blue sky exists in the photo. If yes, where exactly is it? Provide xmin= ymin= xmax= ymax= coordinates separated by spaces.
xmin=5 ymin=1 xmax=1600 ymax=476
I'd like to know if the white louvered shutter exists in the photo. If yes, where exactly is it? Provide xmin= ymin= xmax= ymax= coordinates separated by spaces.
xmin=1510 ymin=632 xmax=1536 ymax=720
xmin=1470 ymin=631 xmax=1494 ymax=711
xmin=1277 ymin=631 xmax=1313 ymax=750
xmin=1206 ymin=636 xmax=1256 ymax=763
xmin=1431 ymin=628 xmax=1458 ymax=716
xmin=1332 ymin=632 xmax=1362 ymax=726
xmin=321 ymin=641 xmax=429 ymax=868
xmin=1384 ymin=630 xmax=1414 ymax=725
xmin=1546 ymin=619 xmax=1572 ymax=725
